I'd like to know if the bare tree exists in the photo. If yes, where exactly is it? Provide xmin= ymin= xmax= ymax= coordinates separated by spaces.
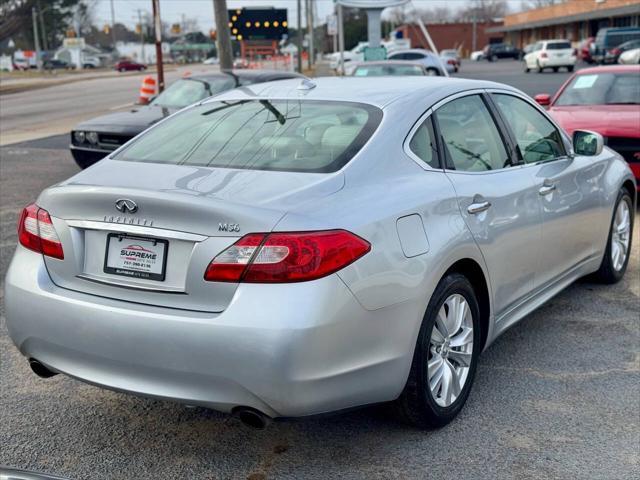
xmin=420 ymin=6 xmax=453 ymax=24
xmin=457 ymin=0 xmax=508 ymax=22
xmin=522 ymin=0 xmax=565 ymax=9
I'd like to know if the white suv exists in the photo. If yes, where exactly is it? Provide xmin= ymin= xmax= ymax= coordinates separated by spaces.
xmin=524 ymin=40 xmax=577 ymax=73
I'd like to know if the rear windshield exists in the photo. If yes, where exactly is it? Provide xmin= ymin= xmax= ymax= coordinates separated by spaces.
xmin=555 ymin=72 xmax=640 ymax=106
xmin=546 ymin=42 xmax=571 ymax=50
xmin=113 ymin=100 xmax=382 ymax=173
xmin=354 ymin=64 xmax=423 ymax=76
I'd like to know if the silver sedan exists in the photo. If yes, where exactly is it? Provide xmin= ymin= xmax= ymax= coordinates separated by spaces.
xmin=5 ymin=77 xmax=635 ymax=429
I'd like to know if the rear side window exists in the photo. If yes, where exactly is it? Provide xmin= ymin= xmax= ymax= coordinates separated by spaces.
xmin=434 ymin=95 xmax=510 ymax=172
xmin=114 ymin=100 xmax=382 ymax=173
xmin=408 ymin=117 xmax=439 ymax=168
xmin=546 ymin=42 xmax=571 ymax=50
xmin=492 ymin=94 xmax=565 ymax=164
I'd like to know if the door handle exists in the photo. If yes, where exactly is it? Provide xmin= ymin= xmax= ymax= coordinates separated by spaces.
xmin=467 ymin=201 xmax=492 ymax=215
xmin=539 ymin=182 xmax=556 ymax=196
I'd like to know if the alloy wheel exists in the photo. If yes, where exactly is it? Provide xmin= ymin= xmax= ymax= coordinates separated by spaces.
xmin=611 ymin=199 xmax=631 ymax=272
xmin=428 ymin=294 xmax=474 ymax=407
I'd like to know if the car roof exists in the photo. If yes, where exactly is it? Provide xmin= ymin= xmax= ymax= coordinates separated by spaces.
xmin=205 ymin=76 xmax=517 ymax=110
xmin=352 ymin=60 xmax=425 ymax=68
xmin=389 ymin=49 xmax=434 ymax=55
xmin=544 ymin=39 xmax=570 ymax=43
xmin=573 ymin=64 xmax=640 ymax=75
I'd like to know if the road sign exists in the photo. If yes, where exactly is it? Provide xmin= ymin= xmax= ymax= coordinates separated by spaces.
xmin=363 ymin=46 xmax=387 ymax=61
xmin=327 ymin=14 xmax=338 ymax=35
xmin=227 ymin=8 xmax=288 ymax=41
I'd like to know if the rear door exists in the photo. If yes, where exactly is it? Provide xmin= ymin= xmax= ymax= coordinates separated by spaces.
xmin=433 ymin=91 xmax=542 ymax=318
xmin=490 ymin=91 xmax=604 ymax=290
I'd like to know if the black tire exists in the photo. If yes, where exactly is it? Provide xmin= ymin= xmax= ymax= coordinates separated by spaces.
xmin=552 ymin=67 xmax=559 ymax=72
xmin=393 ymin=273 xmax=482 ymax=429
xmin=491 ymin=54 xmax=498 ymax=62
xmin=524 ymin=64 xmax=530 ymax=73
xmin=119 ymin=67 xmax=125 ymax=72
xmin=537 ymin=61 xmax=544 ymax=73
xmin=567 ymin=65 xmax=574 ymax=72
xmin=425 ymin=67 xmax=440 ymax=76
xmin=591 ymin=188 xmax=634 ymax=284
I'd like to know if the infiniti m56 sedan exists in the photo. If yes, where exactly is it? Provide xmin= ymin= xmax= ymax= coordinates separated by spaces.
xmin=5 ymin=77 xmax=635 ymax=429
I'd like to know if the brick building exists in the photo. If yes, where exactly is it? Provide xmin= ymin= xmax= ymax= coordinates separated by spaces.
xmin=395 ymin=22 xmax=504 ymax=57
xmin=488 ymin=0 xmax=640 ymax=47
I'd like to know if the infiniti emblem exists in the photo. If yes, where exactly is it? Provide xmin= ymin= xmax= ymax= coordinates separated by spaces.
xmin=114 ymin=198 xmax=138 ymax=214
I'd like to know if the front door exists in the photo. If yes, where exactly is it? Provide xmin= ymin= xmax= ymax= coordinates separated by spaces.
xmin=490 ymin=92 xmax=603 ymax=289
xmin=433 ymin=93 xmax=543 ymax=318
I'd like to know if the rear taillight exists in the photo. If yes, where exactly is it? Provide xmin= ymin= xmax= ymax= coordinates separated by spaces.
xmin=204 ymin=230 xmax=370 ymax=283
xmin=540 ymin=52 xmax=548 ymax=58
xmin=18 ymin=203 xmax=64 ymax=259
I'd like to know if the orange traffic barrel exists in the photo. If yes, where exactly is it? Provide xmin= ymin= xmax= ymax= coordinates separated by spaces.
xmin=138 ymin=75 xmax=157 ymax=104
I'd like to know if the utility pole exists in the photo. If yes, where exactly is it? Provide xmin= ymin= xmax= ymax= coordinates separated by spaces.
xmin=32 ymin=7 xmax=42 ymax=71
xmin=213 ymin=0 xmax=233 ymax=70
xmin=306 ymin=0 xmax=314 ymax=69
xmin=37 ymin=0 xmax=48 ymax=50
xmin=296 ymin=0 xmax=303 ymax=72
xmin=152 ymin=0 xmax=164 ymax=92
xmin=110 ymin=0 xmax=117 ymax=50
xmin=337 ymin=2 xmax=344 ymax=75
xmin=137 ymin=9 xmax=146 ymax=63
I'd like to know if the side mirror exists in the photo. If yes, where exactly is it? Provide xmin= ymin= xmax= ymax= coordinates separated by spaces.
xmin=534 ymin=93 xmax=551 ymax=106
xmin=573 ymin=130 xmax=604 ymax=156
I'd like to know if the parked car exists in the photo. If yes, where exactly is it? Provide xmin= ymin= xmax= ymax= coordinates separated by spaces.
xmin=70 ymin=70 xmax=303 ymax=168
xmin=43 ymin=58 xmax=72 ymax=70
xmin=592 ymin=27 xmax=640 ymax=64
xmin=440 ymin=49 xmax=461 ymax=72
xmin=7 ymin=77 xmax=635 ymax=429
xmin=329 ymin=42 xmax=368 ymax=70
xmin=534 ymin=65 xmax=640 ymax=190
xmin=483 ymin=43 xmax=521 ymax=61
xmin=351 ymin=60 xmax=433 ymax=76
xmin=579 ymin=37 xmax=595 ymax=63
xmin=524 ymin=40 xmax=577 ymax=73
xmin=605 ymin=39 xmax=640 ymax=64
xmin=115 ymin=59 xmax=147 ymax=72
xmin=387 ymin=49 xmax=451 ymax=75
xmin=470 ymin=50 xmax=484 ymax=61
xmin=203 ymin=56 xmax=219 ymax=65
xmin=521 ymin=43 xmax=536 ymax=57
xmin=619 ymin=47 xmax=640 ymax=64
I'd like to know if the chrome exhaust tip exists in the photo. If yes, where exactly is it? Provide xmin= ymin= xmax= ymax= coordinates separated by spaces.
xmin=233 ymin=407 xmax=271 ymax=429
xmin=29 ymin=359 xmax=58 ymax=378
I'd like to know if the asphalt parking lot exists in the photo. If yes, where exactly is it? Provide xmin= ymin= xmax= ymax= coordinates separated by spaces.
xmin=1 ymin=60 xmax=638 ymax=480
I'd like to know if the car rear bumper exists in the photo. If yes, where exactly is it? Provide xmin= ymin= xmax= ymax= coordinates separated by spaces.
xmin=539 ymin=56 xmax=577 ymax=67
xmin=5 ymin=246 xmax=418 ymax=418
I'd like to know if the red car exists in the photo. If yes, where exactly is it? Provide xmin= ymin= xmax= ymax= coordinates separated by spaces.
xmin=534 ymin=65 xmax=640 ymax=191
xmin=115 ymin=59 xmax=147 ymax=72
xmin=579 ymin=37 xmax=595 ymax=64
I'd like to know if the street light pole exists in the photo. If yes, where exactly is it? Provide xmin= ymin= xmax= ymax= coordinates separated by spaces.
xmin=152 ymin=0 xmax=164 ymax=92
xmin=31 ymin=7 xmax=42 ymax=71
xmin=110 ymin=0 xmax=117 ymax=50
xmin=306 ymin=0 xmax=314 ymax=69
xmin=296 ymin=0 xmax=303 ymax=72
xmin=213 ymin=0 xmax=233 ymax=70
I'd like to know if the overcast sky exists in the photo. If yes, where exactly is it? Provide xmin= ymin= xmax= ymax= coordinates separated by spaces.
xmin=93 ymin=0 xmax=527 ymax=32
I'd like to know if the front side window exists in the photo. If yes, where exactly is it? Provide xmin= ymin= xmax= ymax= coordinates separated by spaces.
xmin=492 ymin=94 xmax=565 ymax=164
xmin=434 ymin=95 xmax=510 ymax=172
xmin=114 ymin=100 xmax=382 ymax=173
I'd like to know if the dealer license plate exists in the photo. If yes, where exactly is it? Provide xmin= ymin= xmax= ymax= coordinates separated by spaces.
xmin=104 ymin=234 xmax=168 ymax=281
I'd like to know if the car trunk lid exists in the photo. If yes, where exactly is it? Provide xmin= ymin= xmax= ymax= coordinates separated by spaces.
xmin=38 ymin=160 xmax=344 ymax=312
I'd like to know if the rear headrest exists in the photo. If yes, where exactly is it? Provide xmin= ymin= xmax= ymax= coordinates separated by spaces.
xmin=321 ymin=125 xmax=362 ymax=150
